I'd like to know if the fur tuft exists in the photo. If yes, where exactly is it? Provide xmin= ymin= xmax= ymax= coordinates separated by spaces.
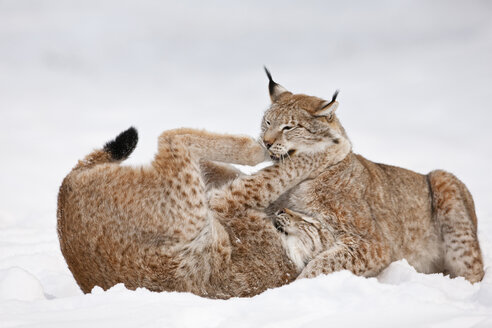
xmin=320 ymin=90 xmax=340 ymax=110
xmin=264 ymin=66 xmax=278 ymax=96
xmin=264 ymin=66 xmax=274 ymax=82
xmin=331 ymin=89 xmax=339 ymax=103
xmin=103 ymin=127 xmax=138 ymax=161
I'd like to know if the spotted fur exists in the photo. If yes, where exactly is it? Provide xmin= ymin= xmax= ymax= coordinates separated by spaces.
xmin=261 ymin=71 xmax=484 ymax=283
xmin=57 ymin=127 xmax=343 ymax=298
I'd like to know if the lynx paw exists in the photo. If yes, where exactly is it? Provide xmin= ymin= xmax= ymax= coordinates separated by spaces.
xmin=274 ymin=210 xmax=291 ymax=234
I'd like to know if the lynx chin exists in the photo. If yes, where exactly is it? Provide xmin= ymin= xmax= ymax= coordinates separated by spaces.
xmin=262 ymin=68 xmax=484 ymax=283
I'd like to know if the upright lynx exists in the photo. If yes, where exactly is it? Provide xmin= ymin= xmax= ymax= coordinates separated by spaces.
xmin=262 ymin=69 xmax=484 ymax=283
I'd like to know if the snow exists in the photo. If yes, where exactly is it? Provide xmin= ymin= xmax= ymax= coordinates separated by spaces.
xmin=1 ymin=266 xmax=492 ymax=327
xmin=0 ymin=267 xmax=45 ymax=302
xmin=1 ymin=0 xmax=492 ymax=327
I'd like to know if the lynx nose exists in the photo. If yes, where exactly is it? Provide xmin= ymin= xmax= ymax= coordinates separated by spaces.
xmin=263 ymin=137 xmax=274 ymax=149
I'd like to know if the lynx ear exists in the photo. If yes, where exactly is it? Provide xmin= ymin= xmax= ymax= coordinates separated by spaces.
xmin=315 ymin=90 xmax=339 ymax=120
xmin=264 ymin=67 xmax=291 ymax=102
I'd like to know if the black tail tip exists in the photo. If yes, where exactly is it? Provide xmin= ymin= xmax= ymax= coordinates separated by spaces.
xmin=103 ymin=126 xmax=138 ymax=161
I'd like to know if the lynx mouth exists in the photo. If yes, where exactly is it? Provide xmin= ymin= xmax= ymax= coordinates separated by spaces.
xmin=270 ymin=149 xmax=296 ymax=161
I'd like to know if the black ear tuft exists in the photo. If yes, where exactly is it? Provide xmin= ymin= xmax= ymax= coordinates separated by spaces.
xmin=331 ymin=89 xmax=340 ymax=103
xmin=264 ymin=66 xmax=277 ymax=96
xmin=320 ymin=90 xmax=341 ymax=110
xmin=264 ymin=67 xmax=291 ymax=102
xmin=264 ymin=66 xmax=273 ymax=82
xmin=103 ymin=126 xmax=138 ymax=161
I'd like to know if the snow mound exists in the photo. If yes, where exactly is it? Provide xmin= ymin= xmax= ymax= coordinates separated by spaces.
xmin=3 ymin=270 xmax=490 ymax=328
xmin=0 ymin=267 xmax=45 ymax=301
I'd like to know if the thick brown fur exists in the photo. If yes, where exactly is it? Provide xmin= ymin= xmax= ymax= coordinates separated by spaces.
xmin=261 ymin=74 xmax=484 ymax=283
xmin=57 ymin=127 xmax=346 ymax=298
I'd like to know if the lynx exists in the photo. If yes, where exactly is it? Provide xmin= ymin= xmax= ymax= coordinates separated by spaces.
xmin=261 ymin=69 xmax=484 ymax=283
xmin=57 ymin=125 xmax=344 ymax=298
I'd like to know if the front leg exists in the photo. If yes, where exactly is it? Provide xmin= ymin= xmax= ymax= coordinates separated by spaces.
xmin=209 ymin=154 xmax=322 ymax=215
xmin=298 ymin=237 xmax=391 ymax=279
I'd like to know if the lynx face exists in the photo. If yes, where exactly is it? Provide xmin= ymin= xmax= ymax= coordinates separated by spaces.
xmin=260 ymin=68 xmax=350 ymax=161
xmin=274 ymin=208 xmax=327 ymax=271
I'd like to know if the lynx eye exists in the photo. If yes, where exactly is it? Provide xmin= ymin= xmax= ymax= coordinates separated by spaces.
xmin=265 ymin=120 xmax=271 ymax=126
xmin=282 ymin=125 xmax=295 ymax=131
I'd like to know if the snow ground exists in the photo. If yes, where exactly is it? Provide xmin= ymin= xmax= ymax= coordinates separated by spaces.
xmin=1 ymin=0 xmax=492 ymax=327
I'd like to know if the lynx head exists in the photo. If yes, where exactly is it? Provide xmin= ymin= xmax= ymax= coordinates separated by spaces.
xmin=260 ymin=68 xmax=351 ymax=161
xmin=274 ymin=208 xmax=325 ymax=271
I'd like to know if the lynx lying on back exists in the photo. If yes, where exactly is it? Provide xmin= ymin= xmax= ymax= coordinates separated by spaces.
xmin=262 ymin=69 xmax=484 ymax=283
xmin=57 ymin=124 xmax=341 ymax=297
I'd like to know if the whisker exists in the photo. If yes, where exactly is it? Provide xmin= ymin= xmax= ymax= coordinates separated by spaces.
xmin=258 ymin=137 xmax=268 ymax=150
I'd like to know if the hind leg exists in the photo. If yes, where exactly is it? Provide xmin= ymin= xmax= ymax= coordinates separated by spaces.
xmin=428 ymin=170 xmax=484 ymax=283
xmin=150 ymin=129 xmax=266 ymax=243
xmin=157 ymin=128 xmax=267 ymax=166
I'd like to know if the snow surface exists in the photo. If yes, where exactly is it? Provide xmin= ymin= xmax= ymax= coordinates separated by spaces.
xmin=1 ymin=0 xmax=492 ymax=327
